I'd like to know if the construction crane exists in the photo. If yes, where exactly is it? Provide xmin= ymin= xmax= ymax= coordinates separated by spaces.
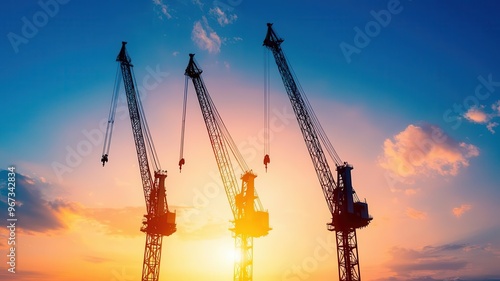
xmin=101 ymin=42 xmax=176 ymax=281
xmin=263 ymin=23 xmax=372 ymax=281
xmin=181 ymin=54 xmax=270 ymax=281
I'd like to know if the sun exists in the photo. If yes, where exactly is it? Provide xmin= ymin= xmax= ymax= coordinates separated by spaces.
xmin=223 ymin=248 xmax=241 ymax=264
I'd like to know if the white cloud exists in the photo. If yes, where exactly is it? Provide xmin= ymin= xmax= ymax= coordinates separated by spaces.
xmin=192 ymin=0 xmax=204 ymax=9
xmin=192 ymin=17 xmax=222 ymax=54
xmin=487 ymin=122 xmax=498 ymax=134
xmin=172 ymin=51 xmax=180 ymax=57
xmin=492 ymin=100 xmax=500 ymax=115
xmin=379 ymin=124 xmax=479 ymax=182
xmin=209 ymin=7 xmax=237 ymax=26
xmin=452 ymin=204 xmax=472 ymax=218
xmin=152 ymin=0 xmax=172 ymax=19
xmin=222 ymin=36 xmax=244 ymax=45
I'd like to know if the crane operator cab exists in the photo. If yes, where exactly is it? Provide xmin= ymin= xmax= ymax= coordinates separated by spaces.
xmin=329 ymin=163 xmax=372 ymax=231
xmin=140 ymin=171 xmax=177 ymax=236
xmin=232 ymin=171 xmax=271 ymax=238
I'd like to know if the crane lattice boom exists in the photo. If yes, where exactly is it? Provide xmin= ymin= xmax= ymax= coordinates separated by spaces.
xmin=183 ymin=54 xmax=270 ymax=281
xmin=102 ymin=42 xmax=176 ymax=281
xmin=263 ymin=24 xmax=372 ymax=281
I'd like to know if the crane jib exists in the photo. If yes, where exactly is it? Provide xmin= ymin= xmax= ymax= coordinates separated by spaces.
xmin=184 ymin=54 xmax=270 ymax=281
xmin=263 ymin=23 xmax=372 ymax=281
xmin=102 ymin=42 xmax=176 ymax=281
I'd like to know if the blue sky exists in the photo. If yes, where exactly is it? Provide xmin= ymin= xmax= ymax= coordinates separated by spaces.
xmin=1 ymin=1 xmax=500 ymax=280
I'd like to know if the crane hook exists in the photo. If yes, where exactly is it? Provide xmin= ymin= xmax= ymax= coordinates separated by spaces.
xmin=263 ymin=154 xmax=270 ymax=172
xmin=101 ymin=154 xmax=109 ymax=167
xmin=178 ymin=158 xmax=185 ymax=172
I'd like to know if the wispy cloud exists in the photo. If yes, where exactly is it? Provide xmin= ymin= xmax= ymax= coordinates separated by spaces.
xmin=405 ymin=188 xmax=418 ymax=195
xmin=0 ymin=269 xmax=52 ymax=280
xmin=152 ymin=0 xmax=172 ymax=19
xmin=0 ymin=170 xmax=220 ymax=240
xmin=379 ymin=124 xmax=479 ymax=182
xmin=175 ymin=208 xmax=228 ymax=240
xmin=82 ymin=255 xmax=113 ymax=264
xmin=452 ymin=204 xmax=472 ymax=218
xmin=406 ymin=207 xmax=427 ymax=220
xmin=82 ymin=206 xmax=145 ymax=237
xmin=83 ymin=205 xmax=229 ymax=239
xmin=222 ymin=36 xmax=243 ymax=45
xmin=487 ymin=122 xmax=499 ymax=134
xmin=463 ymin=100 xmax=500 ymax=133
xmin=0 ymin=170 xmax=168 ymax=238
xmin=492 ymin=100 xmax=500 ymax=115
xmin=209 ymin=7 xmax=237 ymax=26
xmin=192 ymin=16 xmax=221 ymax=53
xmin=388 ymin=245 xmax=467 ymax=274
xmin=192 ymin=0 xmax=204 ymax=9
xmin=488 ymin=100 xmax=500 ymax=133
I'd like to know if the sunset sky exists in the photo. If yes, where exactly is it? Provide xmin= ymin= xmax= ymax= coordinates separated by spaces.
xmin=1 ymin=1 xmax=500 ymax=280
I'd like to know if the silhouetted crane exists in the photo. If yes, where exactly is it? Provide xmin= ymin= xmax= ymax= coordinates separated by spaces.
xmin=101 ymin=42 xmax=176 ymax=281
xmin=181 ymin=54 xmax=270 ymax=281
xmin=263 ymin=23 xmax=372 ymax=281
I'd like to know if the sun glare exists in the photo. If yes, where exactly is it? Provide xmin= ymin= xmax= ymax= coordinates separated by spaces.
xmin=225 ymin=248 xmax=241 ymax=263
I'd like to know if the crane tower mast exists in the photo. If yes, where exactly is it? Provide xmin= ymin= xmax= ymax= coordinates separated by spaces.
xmin=102 ymin=42 xmax=176 ymax=281
xmin=263 ymin=24 xmax=372 ymax=281
xmin=183 ymin=54 xmax=270 ymax=281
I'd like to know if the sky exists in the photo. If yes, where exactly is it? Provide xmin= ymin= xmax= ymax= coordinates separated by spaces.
xmin=1 ymin=0 xmax=500 ymax=280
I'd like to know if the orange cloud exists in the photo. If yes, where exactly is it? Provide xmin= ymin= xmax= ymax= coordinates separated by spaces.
xmin=175 ymin=208 xmax=229 ymax=240
xmin=464 ymin=107 xmax=489 ymax=123
xmin=404 ymin=189 xmax=418 ymax=195
xmin=379 ymin=124 xmax=479 ymax=182
xmin=81 ymin=205 xmax=229 ymax=239
xmin=452 ymin=204 xmax=472 ymax=218
xmin=405 ymin=207 xmax=427 ymax=220
xmin=82 ymin=206 xmax=145 ymax=237
xmin=463 ymin=101 xmax=500 ymax=133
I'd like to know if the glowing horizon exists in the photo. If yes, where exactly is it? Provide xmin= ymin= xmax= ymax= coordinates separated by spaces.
xmin=2 ymin=1 xmax=500 ymax=280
